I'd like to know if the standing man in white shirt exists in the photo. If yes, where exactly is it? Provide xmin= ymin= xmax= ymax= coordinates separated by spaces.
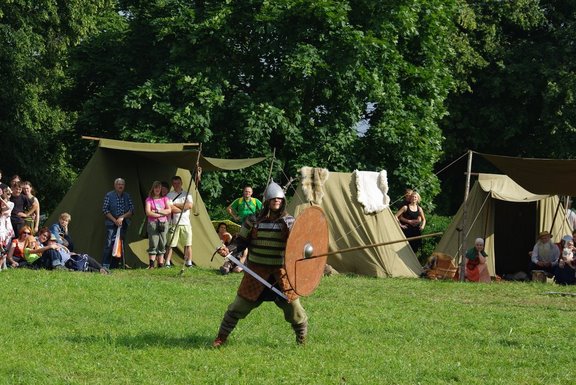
xmin=165 ymin=176 xmax=194 ymax=267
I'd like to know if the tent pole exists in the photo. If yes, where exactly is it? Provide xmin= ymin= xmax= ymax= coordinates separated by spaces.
xmin=192 ymin=143 xmax=202 ymax=216
xmin=459 ymin=150 xmax=473 ymax=281
xmin=550 ymin=196 xmax=563 ymax=234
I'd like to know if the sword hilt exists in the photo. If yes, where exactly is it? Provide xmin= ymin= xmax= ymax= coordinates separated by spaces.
xmin=211 ymin=244 xmax=227 ymax=262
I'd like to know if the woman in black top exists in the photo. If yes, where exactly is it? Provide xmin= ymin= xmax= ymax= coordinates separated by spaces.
xmin=395 ymin=191 xmax=426 ymax=254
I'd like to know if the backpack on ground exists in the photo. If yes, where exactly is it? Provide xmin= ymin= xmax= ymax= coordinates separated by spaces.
xmin=66 ymin=254 xmax=89 ymax=271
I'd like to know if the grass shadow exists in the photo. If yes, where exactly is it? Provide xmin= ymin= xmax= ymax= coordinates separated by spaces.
xmin=65 ymin=332 xmax=213 ymax=349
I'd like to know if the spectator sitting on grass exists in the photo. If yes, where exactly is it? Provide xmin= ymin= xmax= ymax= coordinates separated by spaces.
xmin=34 ymin=230 xmax=108 ymax=274
xmin=49 ymin=212 xmax=74 ymax=251
xmin=529 ymin=230 xmax=559 ymax=278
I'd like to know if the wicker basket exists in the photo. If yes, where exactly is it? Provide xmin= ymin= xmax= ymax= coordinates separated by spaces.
xmin=426 ymin=252 xmax=458 ymax=280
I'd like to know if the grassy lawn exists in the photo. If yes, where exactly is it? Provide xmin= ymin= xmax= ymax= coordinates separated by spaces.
xmin=1 ymin=268 xmax=575 ymax=385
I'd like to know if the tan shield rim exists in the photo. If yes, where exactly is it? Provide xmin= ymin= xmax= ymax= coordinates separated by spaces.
xmin=284 ymin=206 xmax=329 ymax=296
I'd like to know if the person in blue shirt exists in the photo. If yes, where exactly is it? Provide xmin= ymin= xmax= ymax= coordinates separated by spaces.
xmin=49 ymin=212 xmax=74 ymax=251
xmin=101 ymin=178 xmax=134 ymax=269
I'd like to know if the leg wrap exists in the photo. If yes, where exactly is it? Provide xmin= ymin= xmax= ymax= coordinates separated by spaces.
xmin=217 ymin=295 xmax=259 ymax=337
xmin=218 ymin=311 xmax=240 ymax=337
xmin=292 ymin=321 xmax=308 ymax=345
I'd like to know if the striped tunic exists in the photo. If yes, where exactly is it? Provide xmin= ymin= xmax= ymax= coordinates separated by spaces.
xmin=234 ymin=213 xmax=298 ymax=302
xmin=237 ymin=215 xmax=295 ymax=266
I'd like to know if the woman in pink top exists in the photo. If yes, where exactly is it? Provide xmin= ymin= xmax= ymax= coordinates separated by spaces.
xmin=144 ymin=181 xmax=172 ymax=269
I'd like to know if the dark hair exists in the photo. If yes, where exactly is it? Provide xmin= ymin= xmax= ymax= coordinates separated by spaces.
xmin=37 ymin=227 xmax=51 ymax=240
xmin=171 ymin=176 xmax=182 ymax=182
xmin=161 ymin=181 xmax=170 ymax=189
xmin=258 ymin=198 xmax=287 ymax=220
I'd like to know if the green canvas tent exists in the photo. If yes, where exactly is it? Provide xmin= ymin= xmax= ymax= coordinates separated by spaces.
xmin=44 ymin=138 xmax=266 ymax=268
xmin=287 ymin=171 xmax=422 ymax=278
xmin=434 ymin=173 xmax=571 ymax=276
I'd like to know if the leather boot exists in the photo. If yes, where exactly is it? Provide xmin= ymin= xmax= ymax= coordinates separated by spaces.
xmin=212 ymin=333 xmax=228 ymax=348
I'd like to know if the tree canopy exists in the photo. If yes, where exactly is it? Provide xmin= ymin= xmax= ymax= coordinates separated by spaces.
xmin=442 ymin=0 xmax=576 ymax=158
xmin=63 ymin=0 xmax=468 ymax=209
xmin=1 ymin=0 xmax=575 ymax=215
xmin=0 ymin=0 xmax=116 ymax=205
xmin=438 ymin=0 xmax=576 ymax=213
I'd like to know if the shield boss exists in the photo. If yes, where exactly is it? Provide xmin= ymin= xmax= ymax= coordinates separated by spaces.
xmin=285 ymin=206 xmax=329 ymax=296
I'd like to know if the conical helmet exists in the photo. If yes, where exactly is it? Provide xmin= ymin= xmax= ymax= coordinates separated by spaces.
xmin=264 ymin=180 xmax=285 ymax=201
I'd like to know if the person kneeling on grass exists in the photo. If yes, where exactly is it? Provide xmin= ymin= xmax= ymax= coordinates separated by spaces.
xmin=464 ymin=238 xmax=491 ymax=283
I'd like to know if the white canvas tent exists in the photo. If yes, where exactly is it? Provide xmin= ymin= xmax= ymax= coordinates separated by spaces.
xmin=434 ymin=173 xmax=571 ymax=276
xmin=287 ymin=171 xmax=422 ymax=278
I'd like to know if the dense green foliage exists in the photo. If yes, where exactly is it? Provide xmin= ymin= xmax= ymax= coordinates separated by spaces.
xmin=1 ymin=1 xmax=575 ymax=214
xmin=436 ymin=0 xmax=576 ymax=214
xmin=63 ymin=0 xmax=467 ymax=209
xmin=443 ymin=1 xmax=576 ymax=159
xmin=0 ymin=0 xmax=115 ymax=208
xmin=1 ymin=268 xmax=575 ymax=384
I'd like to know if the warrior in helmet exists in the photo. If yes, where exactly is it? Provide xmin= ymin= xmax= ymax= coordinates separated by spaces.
xmin=212 ymin=181 xmax=308 ymax=347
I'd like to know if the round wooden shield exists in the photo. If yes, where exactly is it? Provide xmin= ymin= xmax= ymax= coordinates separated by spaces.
xmin=284 ymin=206 xmax=329 ymax=296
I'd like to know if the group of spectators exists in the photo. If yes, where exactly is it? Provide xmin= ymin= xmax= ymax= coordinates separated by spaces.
xmin=0 ymin=169 xmax=261 ymax=273
xmin=459 ymin=230 xmax=576 ymax=284
xmin=101 ymin=176 xmax=194 ymax=270
xmin=0 ymin=169 xmax=105 ymax=273
xmin=0 ymin=172 xmax=197 ymax=272
xmin=392 ymin=187 xmax=576 ymax=284
xmin=529 ymin=230 xmax=576 ymax=285
xmin=0 ymin=172 xmax=40 ymax=239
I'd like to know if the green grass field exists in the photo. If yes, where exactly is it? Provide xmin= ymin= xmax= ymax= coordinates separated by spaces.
xmin=1 ymin=268 xmax=575 ymax=385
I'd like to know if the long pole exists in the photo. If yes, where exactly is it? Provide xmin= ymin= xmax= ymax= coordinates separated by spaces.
xmin=304 ymin=232 xmax=443 ymax=260
xmin=459 ymin=150 xmax=473 ymax=281
xmin=178 ymin=144 xmax=202 ymax=275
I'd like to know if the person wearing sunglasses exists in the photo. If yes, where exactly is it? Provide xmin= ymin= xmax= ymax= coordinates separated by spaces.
xmin=6 ymin=225 xmax=35 ymax=268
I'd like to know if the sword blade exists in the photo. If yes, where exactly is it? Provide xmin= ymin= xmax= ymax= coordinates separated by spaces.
xmin=225 ymin=253 xmax=288 ymax=300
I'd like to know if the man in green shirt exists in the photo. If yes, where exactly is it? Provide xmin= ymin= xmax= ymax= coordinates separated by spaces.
xmin=226 ymin=185 xmax=263 ymax=224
